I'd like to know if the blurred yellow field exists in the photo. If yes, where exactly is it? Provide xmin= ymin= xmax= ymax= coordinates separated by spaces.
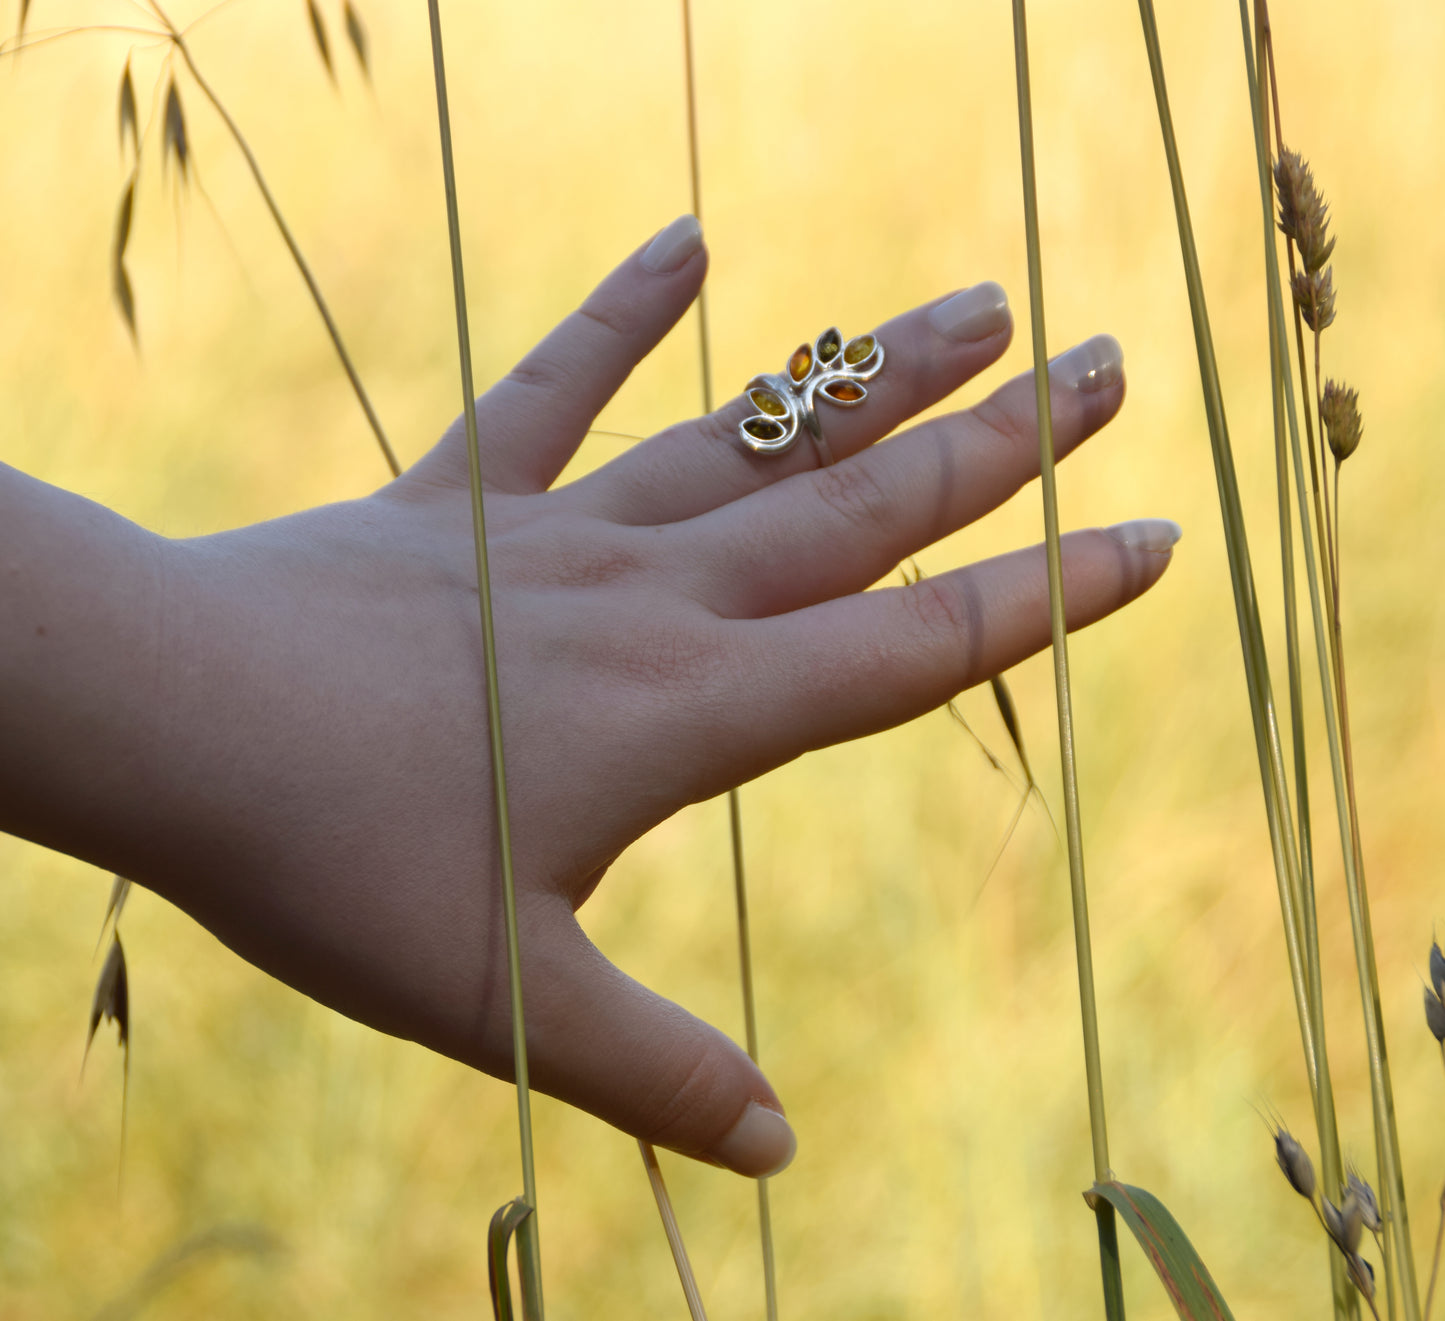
xmin=4 ymin=1 xmax=1445 ymax=1317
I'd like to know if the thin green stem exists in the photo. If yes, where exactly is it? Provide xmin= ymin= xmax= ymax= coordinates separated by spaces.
xmin=1010 ymin=5 xmax=1121 ymax=1316
xmin=1243 ymin=9 xmax=1418 ymax=1315
xmin=1424 ymin=1184 xmax=1445 ymax=1321
xmin=1246 ymin=9 xmax=1353 ymax=1315
xmin=1137 ymin=0 xmax=1325 ymax=1163
xmin=678 ymin=4 xmax=776 ymax=1315
xmin=424 ymin=4 xmax=542 ymax=1317
xmin=153 ymin=9 xmax=400 ymax=477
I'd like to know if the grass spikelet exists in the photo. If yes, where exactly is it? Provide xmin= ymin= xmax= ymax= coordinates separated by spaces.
xmin=1292 ymin=267 xmax=1336 ymax=333
xmin=1424 ymin=986 xmax=1445 ymax=1044
xmin=1274 ymin=148 xmax=1336 ymax=272
xmin=1322 ymin=380 xmax=1362 ymax=464
xmin=1276 ymin=1126 xmax=1317 ymax=1199
xmin=306 ymin=0 xmax=334 ymax=81
xmin=343 ymin=0 xmax=369 ymax=78
xmin=117 ymin=57 xmax=137 ymax=159
xmin=162 ymin=77 xmax=189 ymax=184
xmin=111 ymin=176 xmax=137 ymax=340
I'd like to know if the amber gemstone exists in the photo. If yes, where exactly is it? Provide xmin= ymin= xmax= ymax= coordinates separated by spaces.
xmin=844 ymin=335 xmax=876 ymax=366
xmin=743 ymin=418 xmax=785 ymax=441
xmin=750 ymin=388 xmax=786 ymax=417
xmin=825 ymin=381 xmax=865 ymax=402
xmin=788 ymin=345 xmax=812 ymax=382
xmin=817 ymin=331 xmax=842 ymax=362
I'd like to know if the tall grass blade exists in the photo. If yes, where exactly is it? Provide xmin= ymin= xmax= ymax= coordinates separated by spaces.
xmin=1129 ymin=21 xmax=1355 ymax=1318
xmin=638 ymin=1143 xmax=709 ymax=1321
xmin=679 ymin=2 xmax=777 ymax=1316
xmin=1086 ymin=1182 xmax=1237 ymax=1320
xmin=1009 ymin=4 xmax=1122 ymax=1316
xmin=1239 ymin=7 xmax=1355 ymax=1314
xmin=425 ymin=4 xmax=542 ymax=1316
xmin=1240 ymin=6 xmax=1420 ymax=1315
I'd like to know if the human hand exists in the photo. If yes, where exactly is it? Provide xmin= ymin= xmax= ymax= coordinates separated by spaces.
xmin=0 ymin=215 xmax=1178 ymax=1177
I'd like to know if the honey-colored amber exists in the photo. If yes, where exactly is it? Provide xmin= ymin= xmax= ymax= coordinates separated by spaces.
xmin=844 ymin=334 xmax=875 ymax=365
xmin=825 ymin=381 xmax=865 ymax=402
xmin=750 ymin=388 xmax=786 ymax=416
xmin=743 ymin=418 xmax=785 ymax=441
xmin=817 ymin=331 xmax=842 ymax=362
xmin=789 ymin=345 xmax=812 ymax=382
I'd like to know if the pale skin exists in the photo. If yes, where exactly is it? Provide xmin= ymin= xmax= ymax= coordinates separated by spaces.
xmin=0 ymin=216 xmax=1178 ymax=1178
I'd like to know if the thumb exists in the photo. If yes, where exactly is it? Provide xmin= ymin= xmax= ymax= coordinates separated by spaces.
xmin=521 ymin=902 xmax=796 ymax=1178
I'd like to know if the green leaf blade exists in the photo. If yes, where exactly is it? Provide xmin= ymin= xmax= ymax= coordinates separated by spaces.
xmin=1086 ymin=1181 xmax=1235 ymax=1321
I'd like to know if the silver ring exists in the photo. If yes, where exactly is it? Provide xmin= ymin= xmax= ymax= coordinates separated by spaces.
xmin=737 ymin=327 xmax=884 ymax=468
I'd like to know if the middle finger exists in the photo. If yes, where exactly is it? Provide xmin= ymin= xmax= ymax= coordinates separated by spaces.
xmin=682 ymin=334 xmax=1126 ymax=619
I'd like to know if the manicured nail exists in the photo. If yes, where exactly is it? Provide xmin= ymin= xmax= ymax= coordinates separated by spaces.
xmin=1050 ymin=333 xmax=1124 ymax=393
xmin=711 ymin=1102 xmax=797 ymax=1177
xmin=1105 ymin=518 xmax=1183 ymax=553
xmin=641 ymin=214 xmax=703 ymax=274
xmin=928 ymin=281 xmax=1010 ymax=343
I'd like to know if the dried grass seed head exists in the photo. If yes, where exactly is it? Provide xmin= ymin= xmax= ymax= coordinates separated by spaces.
xmin=1275 ymin=148 xmax=1337 ymax=274
xmin=1424 ymin=985 xmax=1445 ymax=1042
xmin=1338 ymin=1190 xmax=1365 ymax=1254
xmin=1347 ymin=1170 xmax=1383 ymax=1234
xmin=1275 ymin=1127 xmax=1316 ymax=1199
xmin=1322 ymin=380 xmax=1362 ymax=463
xmin=1292 ymin=268 xmax=1337 ymax=334
xmin=1431 ymin=939 xmax=1445 ymax=1001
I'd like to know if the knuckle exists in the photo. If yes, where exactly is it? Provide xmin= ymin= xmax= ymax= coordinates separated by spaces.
xmin=575 ymin=298 xmax=638 ymax=340
xmin=901 ymin=574 xmax=973 ymax=655
xmin=641 ymin=1049 xmax=729 ymax=1152
xmin=503 ymin=356 xmax=569 ymax=398
xmin=970 ymin=393 xmax=1036 ymax=461
xmin=811 ymin=459 xmax=895 ymax=538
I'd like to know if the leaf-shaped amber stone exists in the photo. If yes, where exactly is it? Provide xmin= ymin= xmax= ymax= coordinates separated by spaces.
xmin=750 ymin=388 xmax=786 ymax=417
xmin=844 ymin=334 xmax=876 ymax=366
xmin=825 ymin=381 xmax=866 ymax=402
xmin=743 ymin=418 xmax=786 ymax=441
xmin=789 ymin=345 xmax=812 ymax=382
xmin=817 ymin=331 xmax=842 ymax=363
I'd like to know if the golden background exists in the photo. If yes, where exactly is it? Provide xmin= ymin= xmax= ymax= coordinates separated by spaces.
xmin=3 ymin=0 xmax=1445 ymax=1316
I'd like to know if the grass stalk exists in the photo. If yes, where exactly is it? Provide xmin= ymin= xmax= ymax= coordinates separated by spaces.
xmin=1244 ymin=8 xmax=1421 ymax=1314
xmin=638 ymin=1143 xmax=709 ymax=1321
xmin=1242 ymin=6 xmax=1354 ymax=1313
xmin=149 ymin=2 xmax=400 ymax=478
xmin=1132 ymin=16 xmax=1363 ymax=1320
xmin=424 ymin=4 xmax=542 ymax=1316
xmin=679 ymin=3 xmax=777 ymax=1317
xmin=1008 ymin=5 xmax=1123 ymax=1315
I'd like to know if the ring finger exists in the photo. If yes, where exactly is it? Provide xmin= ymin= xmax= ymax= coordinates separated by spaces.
xmin=567 ymin=282 xmax=1014 ymax=527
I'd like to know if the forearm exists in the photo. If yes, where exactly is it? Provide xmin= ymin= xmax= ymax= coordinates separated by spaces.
xmin=0 ymin=461 xmax=171 ymax=876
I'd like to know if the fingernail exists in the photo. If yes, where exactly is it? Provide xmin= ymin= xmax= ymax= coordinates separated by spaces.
xmin=1050 ymin=333 xmax=1124 ymax=393
xmin=711 ymin=1102 xmax=797 ymax=1178
xmin=928 ymin=281 xmax=1010 ymax=343
xmin=1105 ymin=518 xmax=1183 ymax=553
xmin=641 ymin=214 xmax=703 ymax=274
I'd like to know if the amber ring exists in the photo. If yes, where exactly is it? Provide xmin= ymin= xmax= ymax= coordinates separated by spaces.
xmin=737 ymin=327 xmax=884 ymax=467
